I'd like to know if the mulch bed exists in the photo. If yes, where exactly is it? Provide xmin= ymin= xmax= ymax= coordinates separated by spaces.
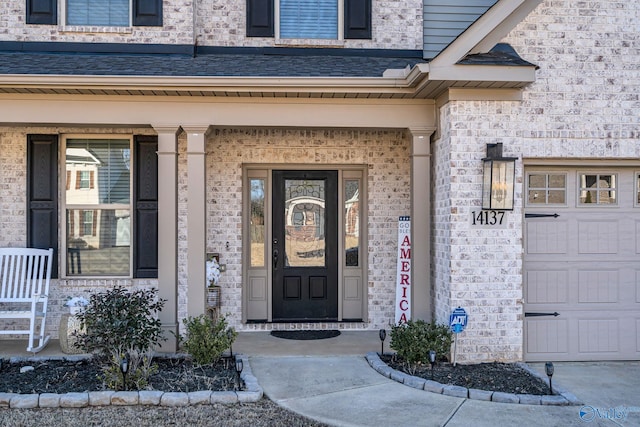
xmin=381 ymin=354 xmax=550 ymax=395
xmin=0 ymin=357 xmax=239 ymax=394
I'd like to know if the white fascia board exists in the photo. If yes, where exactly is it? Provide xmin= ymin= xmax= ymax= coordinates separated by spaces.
xmin=430 ymin=0 xmax=543 ymax=67
xmin=0 ymin=74 xmax=425 ymax=94
xmin=428 ymin=64 xmax=536 ymax=83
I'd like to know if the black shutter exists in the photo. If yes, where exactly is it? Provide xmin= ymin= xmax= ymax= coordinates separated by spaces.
xmin=26 ymin=0 xmax=57 ymax=25
xmin=133 ymin=135 xmax=158 ymax=278
xmin=246 ymin=0 xmax=274 ymax=37
xmin=27 ymin=135 xmax=58 ymax=278
xmin=344 ymin=0 xmax=371 ymax=39
xmin=133 ymin=0 xmax=163 ymax=26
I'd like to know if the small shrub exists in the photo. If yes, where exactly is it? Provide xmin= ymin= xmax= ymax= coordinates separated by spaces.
xmin=74 ymin=286 xmax=166 ymax=390
xmin=390 ymin=320 xmax=452 ymax=368
xmin=181 ymin=315 xmax=237 ymax=365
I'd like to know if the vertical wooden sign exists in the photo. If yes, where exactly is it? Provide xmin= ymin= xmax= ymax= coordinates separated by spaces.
xmin=395 ymin=216 xmax=411 ymax=324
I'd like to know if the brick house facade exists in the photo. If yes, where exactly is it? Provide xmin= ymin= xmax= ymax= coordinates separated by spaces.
xmin=0 ymin=0 xmax=638 ymax=362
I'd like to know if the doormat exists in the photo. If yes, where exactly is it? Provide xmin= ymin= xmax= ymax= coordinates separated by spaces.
xmin=270 ymin=330 xmax=341 ymax=340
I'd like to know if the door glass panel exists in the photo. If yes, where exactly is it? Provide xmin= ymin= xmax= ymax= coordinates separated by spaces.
xmin=250 ymin=178 xmax=266 ymax=267
xmin=344 ymin=179 xmax=359 ymax=267
xmin=579 ymin=174 xmax=617 ymax=205
xmin=284 ymin=179 xmax=326 ymax=267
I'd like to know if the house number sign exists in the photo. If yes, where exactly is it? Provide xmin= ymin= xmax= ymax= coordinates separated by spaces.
xmin=470 ymin=210 xmax=507 ymax=228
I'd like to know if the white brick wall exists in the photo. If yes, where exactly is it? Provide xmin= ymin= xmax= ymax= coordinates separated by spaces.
xmin=202 ymin=128 xmax=411 ymax=331
xmin=1 ymin=126 xmax=410 ymax=337
xmin=1 ymin=0 xmax=423 ymax=50
xmin=433 ymin=0 xmax=640 ymax=363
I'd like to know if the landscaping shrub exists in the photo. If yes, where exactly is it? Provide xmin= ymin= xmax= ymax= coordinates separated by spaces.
xmin=181 ymin=315 xmax=237 ymax=365
xmin=390 ymin=320 xmax=452 ymax=368
xmin=74 ymin=286 xmax=166 ymax=390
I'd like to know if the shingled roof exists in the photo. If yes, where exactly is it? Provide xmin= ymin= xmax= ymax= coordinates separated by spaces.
xmin=0 ymin=45 xmax=426 ymax=78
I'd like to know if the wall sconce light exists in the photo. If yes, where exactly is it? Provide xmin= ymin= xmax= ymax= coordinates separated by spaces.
xmin=482 ymin=143 xmax=517 ymax=210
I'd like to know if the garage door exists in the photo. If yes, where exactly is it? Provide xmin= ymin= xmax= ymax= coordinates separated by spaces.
xmin=524 ymin=167 xmax=640 ymax=361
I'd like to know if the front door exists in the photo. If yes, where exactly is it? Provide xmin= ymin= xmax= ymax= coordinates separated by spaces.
xmin=272 ymin=170 xmax=338 ymax=321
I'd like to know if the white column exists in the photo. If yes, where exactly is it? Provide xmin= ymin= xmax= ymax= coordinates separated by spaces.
xmin=184 ymin=126 xmax=210 ymax=317
xmin=152 ymin=125 xmax=180 ymax=352
xmin=408 ymin=127 xmax=436 ymax=321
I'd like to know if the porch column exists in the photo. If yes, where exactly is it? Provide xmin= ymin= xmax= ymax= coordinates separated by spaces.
xmin=153 ymin=125 xmax=180 ymax=352
xmin=184 ymin=126 xmax=210 ymax=317
xmin=408 ymin=127 xmax=436 ymax=321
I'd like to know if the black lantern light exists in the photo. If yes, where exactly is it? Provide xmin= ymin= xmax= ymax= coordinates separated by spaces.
xmin=235 ymin=358 xmax=244 ymax=390
xmin=428 ymin=350 xmax=437 ymax=380
xmin=545 ymin=361 xmax=554 ymax=395
xmin=482 ymin=143 xmax=517 ymax=210
xmin=379 ymin=329 xmax=386 ymax=356
xmin=120 ymin=354 xmax=129 ymax=391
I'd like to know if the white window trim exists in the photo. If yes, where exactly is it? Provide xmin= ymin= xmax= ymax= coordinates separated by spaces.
xmin=61 ymin=134 xmax=134 ymax=279
xmin=274 ymin=0 xmax=345 ymax=42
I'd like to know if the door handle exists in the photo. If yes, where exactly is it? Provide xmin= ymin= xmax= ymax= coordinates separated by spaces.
xmin=273 ymin=249 xmax=278 ymax=270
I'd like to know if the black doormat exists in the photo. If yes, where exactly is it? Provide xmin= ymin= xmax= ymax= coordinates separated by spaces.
xmin=270 ymin=330 xmax=341 ymax=340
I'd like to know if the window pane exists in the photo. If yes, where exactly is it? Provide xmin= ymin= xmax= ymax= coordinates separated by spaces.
xmin=345 ymin=179 xmax=359 ymax=267
xmin=67 ymin=0 xmax=129 ymax=26
xmin=284 ymin=179 xmax=326 ymax=267
xmin=548 ymin=174 xmax=566 ymax=188
xmin=66 ymin=209 xmax=130 ymax=276
xmin=528 ymin=174 xmax=546 ymax=188
xmin=280 ymin=0 xmax=338 ymax=39
xmin=250 ymin=179 xmax=266 ymax=267
xmin=579 ymin=174 xmax=617 ymax=205
xmin=66 ymin=139 xmax=130 ymax=205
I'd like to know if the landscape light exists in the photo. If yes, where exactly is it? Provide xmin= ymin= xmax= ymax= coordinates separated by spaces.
xmin=545 ymin=362 xmax=554 ymax=395
xmin=428 ymin=350 xmax=436 ymax=380
xmin=379 ymin=329 xmax=386 ymax=356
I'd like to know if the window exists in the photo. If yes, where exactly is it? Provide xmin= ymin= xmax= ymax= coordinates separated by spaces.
xmin=250 ymin=177 xmax=266 ymax=267
xmin=246 ymin=0 xmax=371 ymax=39
xmin=527 ymin=173 xmax=566 ymax=205
xmin=27 ymin=0 xmax=163 ymax=26
xmin=578 ymin=173 xmax=617 ymax=205
xmin=67 ymin=0 xmax=129 ymax=26
xmin=344 ymin=178 xmax=359 ymax=267
xmin=64 ymin=137 xmax=132 ymax=276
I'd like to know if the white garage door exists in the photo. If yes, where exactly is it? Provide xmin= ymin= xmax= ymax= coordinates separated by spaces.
xmin=524 ymin=167 xmax=640 ymax=361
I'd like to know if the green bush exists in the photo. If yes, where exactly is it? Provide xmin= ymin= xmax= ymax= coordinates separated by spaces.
xmin=74 ymin=287 xmax=166 ymax=390
xmin=390 ymin=320 xmax=452 ymax=366
xmin=181 ymin=315 xmax=237 ymax=365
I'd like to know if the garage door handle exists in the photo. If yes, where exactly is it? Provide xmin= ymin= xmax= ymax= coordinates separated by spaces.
xmin=525 ymin=213 xmax=560 ymax=218
xmin=525 ymin=312 xmax=560 ymax=317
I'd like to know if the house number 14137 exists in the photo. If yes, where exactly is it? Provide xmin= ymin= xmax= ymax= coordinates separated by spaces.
xmin=471 ymin=210 xmax=505 ymax=226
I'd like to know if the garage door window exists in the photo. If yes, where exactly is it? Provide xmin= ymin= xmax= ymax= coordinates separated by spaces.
xmin=527 ymin=173 xmax=566 ymax=205
xmin=579 ymin=174 xmax=617 ymax=205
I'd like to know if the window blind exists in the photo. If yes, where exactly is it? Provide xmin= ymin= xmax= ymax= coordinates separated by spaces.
xmin=280 ymin=0 xmax=338 ymax=39
xmin=67 ymin=0 xmax=129 ymax=26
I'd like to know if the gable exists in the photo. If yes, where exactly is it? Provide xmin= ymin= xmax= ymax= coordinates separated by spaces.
xmin=423 ymin=0 xmax=498 ymax=59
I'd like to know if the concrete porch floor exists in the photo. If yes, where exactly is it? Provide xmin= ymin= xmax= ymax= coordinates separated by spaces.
xmin=0 ymin=330 xmax=382 ymax=359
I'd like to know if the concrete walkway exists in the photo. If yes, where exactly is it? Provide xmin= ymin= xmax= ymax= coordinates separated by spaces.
xmin=3 ymin=332 xmax=640 ymax=426
xmin=236 ymin=332 xmax=640 ymax=427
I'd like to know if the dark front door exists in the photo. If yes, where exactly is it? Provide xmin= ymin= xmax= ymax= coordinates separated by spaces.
xmin=272 ymin=170 xmax=338 ymax=321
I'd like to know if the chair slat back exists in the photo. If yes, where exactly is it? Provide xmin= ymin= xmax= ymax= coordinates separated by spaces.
xmin=0 ymin=248 xmax=53 ymax=302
